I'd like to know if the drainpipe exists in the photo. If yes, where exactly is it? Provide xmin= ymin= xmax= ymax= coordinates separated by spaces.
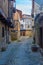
xmin=32 ymin=0 xmax=34 ymax=18
xmin=5 ymin=25 xmax=7 ymax=43
xmin=8 ymin=0 xmax=10 ymax=43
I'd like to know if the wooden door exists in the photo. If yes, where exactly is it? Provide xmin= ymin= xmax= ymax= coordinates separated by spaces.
xmin=39 ymin=27 xmax=42 ymax=48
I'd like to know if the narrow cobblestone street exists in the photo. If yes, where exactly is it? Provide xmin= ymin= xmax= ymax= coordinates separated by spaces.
xmin=0 ymin=0 xmax=43 ymax=65
xmin=7 ymin=39 xmax=41 ymax=65
xmin=4 ymin=37 xmax=43 ymax=65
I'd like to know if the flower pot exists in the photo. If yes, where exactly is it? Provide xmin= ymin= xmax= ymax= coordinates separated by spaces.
xmin=31 ymin=44 xmax=38 ymax=52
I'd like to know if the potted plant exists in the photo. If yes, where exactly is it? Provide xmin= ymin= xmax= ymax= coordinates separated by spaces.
xmin=31 ymin=37 xmax=38 ymax=52
xmin=1 ymin=47 xmax=6 ymax=52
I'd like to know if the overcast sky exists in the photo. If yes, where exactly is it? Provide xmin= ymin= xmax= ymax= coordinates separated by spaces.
xmin=16 ymin=0 xmax=32 ymax=15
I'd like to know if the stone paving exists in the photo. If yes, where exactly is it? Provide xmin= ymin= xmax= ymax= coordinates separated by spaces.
xmin=0 ymin=37 xmax=43 ymax=65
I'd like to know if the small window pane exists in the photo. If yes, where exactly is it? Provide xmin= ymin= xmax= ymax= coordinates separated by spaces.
xmin=2 ymin=27 xmax=4 ymax=37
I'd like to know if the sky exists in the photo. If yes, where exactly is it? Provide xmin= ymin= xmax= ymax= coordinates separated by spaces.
xmin=16 ymin=0 xmax=32 ymax=15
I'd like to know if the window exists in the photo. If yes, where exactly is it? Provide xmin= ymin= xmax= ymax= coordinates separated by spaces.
xmin=32 ymin=19 xmax=33 ymax=21
xmin=23 ymin=19 xmax=24 ymax=22
xmin=9 ymin=8 xmax=12 ymax=19
xmin=21 ymin=24 xmax=23 ymax=29
xmin=28 ymin=25 xmax=29 ymax=28
xmin=4 ymin=0 xmax=5 ymax=2
xmin=2 ymin=27 xmax=4 ymax=37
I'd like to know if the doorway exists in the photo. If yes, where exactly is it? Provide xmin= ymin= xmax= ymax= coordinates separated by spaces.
xmin=39 ymin=27 xmax=42 ymax=48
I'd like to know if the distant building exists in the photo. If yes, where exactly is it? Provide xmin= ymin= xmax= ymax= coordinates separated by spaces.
xmin=11 ymin=9 xmax=22 ymax=40
xmin=22 ymin=14 xmax=32 ymax=30
xmin=20 ymin=20 xmax=25 ymax=30
xmin=20 ymin=14 xmax=33 ymax=36
xmin=16 ymin=9 xmax=22 ymax=20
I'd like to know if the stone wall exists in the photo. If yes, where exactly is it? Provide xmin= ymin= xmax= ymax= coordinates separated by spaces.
xmin=11 ymin=21 xmax=20 ymax=41
xmin=0 ymin=21 xmax=11 ymax=51
xmin=20 ymin=30 xmax=33 ymax=37
xmin=0 ymin=22 xmax=6 ymax=51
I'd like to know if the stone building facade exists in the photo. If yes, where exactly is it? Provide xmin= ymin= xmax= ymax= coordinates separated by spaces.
xmin=11 ymin=9 xmax=22 ymax=40
xmin=35 ymin=13 xmax=43 ymax=49
xmin=20 ymin=14 xmax=33 ymax=37
xmin=32 ymin=0 xmax=43 ymax=50
xmin=0 ymin=0 xmax=16 ymax=51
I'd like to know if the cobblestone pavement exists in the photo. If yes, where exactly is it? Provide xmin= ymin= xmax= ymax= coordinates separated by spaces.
xmin=6 ymin=37 xmax=43 ymax=65
xmin=0 ymin=37 xmax=43 ymax=65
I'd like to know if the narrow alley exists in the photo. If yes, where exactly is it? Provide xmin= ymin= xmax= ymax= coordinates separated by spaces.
xmin=0 ymin=0 xmax=43 ymax=65
xmin=0 ymin=37 xmax=42 ymax=65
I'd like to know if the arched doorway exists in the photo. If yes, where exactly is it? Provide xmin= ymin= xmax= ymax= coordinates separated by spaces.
xmin=35 ymin=13 xmax=43 ymax=48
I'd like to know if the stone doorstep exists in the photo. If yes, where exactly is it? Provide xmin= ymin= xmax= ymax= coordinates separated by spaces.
xmin=0 ymin=44 xmax=14 ymax=65
xmin=32 ymin=44 xmax=40 ymax=48
xmin=39 ymin=48 xmax=43 ymax=65
xmin=35 ymin=44 xmax=43 ymax=56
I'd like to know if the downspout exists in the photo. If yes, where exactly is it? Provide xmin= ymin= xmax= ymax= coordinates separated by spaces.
xmin=8 ymin=0 xmax=10 ymax=43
